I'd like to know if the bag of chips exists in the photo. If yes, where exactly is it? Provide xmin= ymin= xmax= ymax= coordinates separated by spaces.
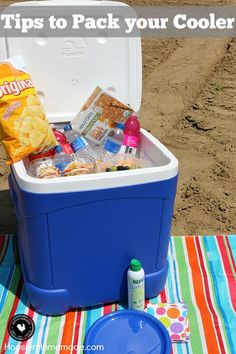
xmin=0 ymin=56 xmax=57 ymax=164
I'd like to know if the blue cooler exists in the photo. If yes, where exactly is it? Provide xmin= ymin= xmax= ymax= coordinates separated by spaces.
xmin=6 ymin=0 xmax=178 ymax=315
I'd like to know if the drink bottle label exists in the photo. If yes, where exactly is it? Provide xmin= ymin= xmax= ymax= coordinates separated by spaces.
xmin=104 ymin=139 xmax=121 ymax=154
xmin=55 ymin=161 xmax=68 ymax=173
xmin=120 ymin=145 xmax=137 ymax=155
xmin=71 ymin=137 xmax=87 ymax=152
xmin=61 ymin=142 xmax=73 ymax=155
xmin=81 ymin=137 xmax=88 ymax=146
xmin=123 ymin=134 xmax=139 ymax=148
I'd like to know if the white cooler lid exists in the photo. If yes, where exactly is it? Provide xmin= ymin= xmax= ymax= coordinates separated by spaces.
xmin=3 ymin=1 xmax=177 ymax=195
xmin=3 ymin=0 xmax=142 ymax=123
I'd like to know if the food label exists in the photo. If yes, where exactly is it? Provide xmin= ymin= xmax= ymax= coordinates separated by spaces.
xmin=0 ymin=78 xmax=34 ymax=100
xmin=71 ymin=86 xmax=133 ymax=145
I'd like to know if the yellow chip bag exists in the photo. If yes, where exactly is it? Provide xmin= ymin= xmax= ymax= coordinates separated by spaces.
xmin=0 ymin=56 xmax=57 ymax=164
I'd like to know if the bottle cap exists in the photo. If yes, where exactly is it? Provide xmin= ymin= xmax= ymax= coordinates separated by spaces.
xmin=130 ymin=259 xmax=142 ymax=272
xmin=64 ymin=124 xmax=72 ymax=132
xmin=54 ymin=145 xmax=63 ymax=153
xmin=130 ymin=112 xmax=139 ymax=119
xmin=116 ymin=122 xmax=125 ymax=130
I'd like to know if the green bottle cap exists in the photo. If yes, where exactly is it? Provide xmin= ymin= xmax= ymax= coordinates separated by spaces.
xmin=130 ymin=259 xmax=142 ymax=271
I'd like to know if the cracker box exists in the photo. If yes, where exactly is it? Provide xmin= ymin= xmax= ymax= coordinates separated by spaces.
xmin=71 ymin=86 xmax=133 ymax=145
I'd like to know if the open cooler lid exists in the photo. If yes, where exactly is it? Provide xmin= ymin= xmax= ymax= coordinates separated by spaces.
xmin=2 ymin=0 xmax=142 ymax=123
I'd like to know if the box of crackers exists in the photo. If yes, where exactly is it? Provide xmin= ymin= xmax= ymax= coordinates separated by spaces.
xmin=71 ymin=87 xmax=133 ymax=145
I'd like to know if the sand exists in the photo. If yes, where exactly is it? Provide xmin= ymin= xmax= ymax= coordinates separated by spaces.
xmin=0 ymin=0 xmax=235 ymax=235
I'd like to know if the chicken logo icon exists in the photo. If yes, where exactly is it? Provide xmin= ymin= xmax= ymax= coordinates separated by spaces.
xmin=16 ymin=323 xmax=26 ymax=333
xmin=8 ymin=315 xmax=35 ymax=341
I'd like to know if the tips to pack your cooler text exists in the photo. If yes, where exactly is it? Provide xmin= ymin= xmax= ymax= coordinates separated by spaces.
xmin=0 ymin=6 xmax=236 ymax=37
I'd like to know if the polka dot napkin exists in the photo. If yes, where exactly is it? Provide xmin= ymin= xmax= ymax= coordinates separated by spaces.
xmin=146 ymin=302 xmax=190 ymax=342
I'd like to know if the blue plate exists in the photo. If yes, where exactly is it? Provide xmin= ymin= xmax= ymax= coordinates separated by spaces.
xmin=83 ymin=310 xmax=171 ymax=354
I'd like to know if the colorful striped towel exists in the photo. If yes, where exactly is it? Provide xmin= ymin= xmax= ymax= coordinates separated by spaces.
xmin=0 ymin=235 xmax=235 ymax=354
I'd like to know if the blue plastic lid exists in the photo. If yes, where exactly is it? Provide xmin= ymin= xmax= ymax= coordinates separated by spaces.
xmin=54 ymin=145 xmax=63 ymax=153
xmin=83 ymin=310 xmax=171 ymax=354
xmin=117 ymin=122 xmax=125 ymax=130
xmin=64 ymin=124 xmax=72 ymax=132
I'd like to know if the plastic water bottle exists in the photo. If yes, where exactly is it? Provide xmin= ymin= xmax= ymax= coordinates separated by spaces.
xmin=64 ymin=124 xmax=96 ymax=159
xmin=99 ymin=123 xmax=124 ymax=162
xmin=120 ymin=112 xmax=140 ymax=155
xmin=53 ymin=145 xmax=72 ymax=173
xmin=127 ymin=259 xmax=145 ymax=311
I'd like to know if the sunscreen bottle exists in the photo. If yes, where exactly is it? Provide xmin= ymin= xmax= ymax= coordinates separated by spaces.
xmin=127 ymin=259 xmax=145 ymax=311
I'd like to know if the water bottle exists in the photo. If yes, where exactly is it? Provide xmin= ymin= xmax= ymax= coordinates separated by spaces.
xmin=64 ymin=124 xmax=97 ymax=160
xmin=120 ymin=112 xmax=140 ymax=156
xmin=99 ymin=123 xmax=124 ymax=162
xmin=53 ymin=145 xmax=72 ymax=173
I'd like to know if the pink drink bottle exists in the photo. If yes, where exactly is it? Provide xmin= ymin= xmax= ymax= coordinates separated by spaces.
xmin=120 ymin=112 xmax=140 ymax=155
xmin=51 ymin=125 xmax=73 ymax=155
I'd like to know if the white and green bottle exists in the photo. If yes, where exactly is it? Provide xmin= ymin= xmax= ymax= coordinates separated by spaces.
xmin=127 ymin=259 xmax=145 ymax=311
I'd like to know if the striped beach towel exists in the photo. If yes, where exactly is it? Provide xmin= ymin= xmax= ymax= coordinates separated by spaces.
xmin=0 ymin=235 xmax=235 ymax=354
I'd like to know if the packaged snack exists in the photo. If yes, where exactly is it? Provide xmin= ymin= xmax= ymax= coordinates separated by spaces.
xmin=0 ymin=56 xmax=57 ymax=164
xmin=28 ymin=158 xmax=61 ymax=179
xmin=71 ymin=87 xmax=133 ymax=145
xmin=96 ymin=154 xmax=154 ymax=173
xmin=64 ymin=158 xmax=95 ymax=176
